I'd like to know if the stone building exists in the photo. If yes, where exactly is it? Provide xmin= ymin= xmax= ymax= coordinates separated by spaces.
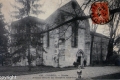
xmin=42 ymin=0 xmax=91 ymax=67
xmin=90 ymin=32 xmax=109 ymax=65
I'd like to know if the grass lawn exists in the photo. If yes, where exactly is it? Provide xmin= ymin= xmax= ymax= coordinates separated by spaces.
xmin=0 ymin=65 xmax=77 ymax=76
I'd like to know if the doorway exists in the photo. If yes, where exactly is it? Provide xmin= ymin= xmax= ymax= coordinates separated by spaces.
xmin=77 ymin=56 xmax=81 ymax=64
xmin=76 ymin=49 xmax=84 ymax=65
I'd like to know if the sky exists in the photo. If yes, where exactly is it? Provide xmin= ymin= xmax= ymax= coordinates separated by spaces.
xmin=0 ymin=0 xmax=71 ymax=22
xmin=0 ymin=0 xmax=119 ymax=36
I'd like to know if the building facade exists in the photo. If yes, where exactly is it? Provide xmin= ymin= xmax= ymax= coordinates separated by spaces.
xmin=42 ymin=0 xmax=91 ymax=67
xmin=90 ymin=32 xmax=109 ymax=65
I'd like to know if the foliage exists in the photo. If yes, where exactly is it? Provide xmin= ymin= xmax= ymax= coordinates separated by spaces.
xmin=10 ymin=16 xmax=45 ymax=64
xmin=73 ymin=62 xmax=79 ymax=67
xmin=10 ymin=0 xmax=44 ymax=70
xmin=106 ymin=0 xmax=120 ymax=60
xmin=11 ymin=0 xmax=44 ymax=18
xmin=0 ymin=3 xmax=8 ymax=66
xmin=109 ymin=52 xmax=120 ymax=66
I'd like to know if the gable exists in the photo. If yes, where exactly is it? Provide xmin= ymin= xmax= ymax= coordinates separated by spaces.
xmin=11 ymin=16 xmax=45 ymax=33
xmin=46 ymin=0 xmax=86 ymax=25
xmin=45 ymin=0 xmax=90 ymax=35
xmin=59 ymin=0 xmax=85 ymax=16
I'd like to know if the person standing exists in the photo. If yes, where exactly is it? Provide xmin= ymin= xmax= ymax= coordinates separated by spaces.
xmin=83 ymin=59 xmax=87 ymax=67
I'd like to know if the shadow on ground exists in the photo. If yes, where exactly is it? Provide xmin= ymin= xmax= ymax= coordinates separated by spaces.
xmin=92 ymin=73 xmax=120 ymax=79
xmin=0 ymin=65 xmax=77 ymax=76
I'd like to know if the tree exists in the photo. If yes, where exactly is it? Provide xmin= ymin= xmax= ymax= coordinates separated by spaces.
xmin=105 ymin=0 xmax=120 ymax=62
xmin=0 ymin=3 xmax=8 ymax=66
xmin=11 ymin=0 xmax=43 ymax=18
xmin=10 ymin=0 xmax=44 ymax=71
xmin=74 ymin=0 xmax=120 ymax=64
xmin=106 ymin=14 xmax=120 ymax=60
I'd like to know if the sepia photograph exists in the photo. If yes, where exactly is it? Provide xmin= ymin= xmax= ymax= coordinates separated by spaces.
xmin=0 ymin=0 xmax=120 ymax=80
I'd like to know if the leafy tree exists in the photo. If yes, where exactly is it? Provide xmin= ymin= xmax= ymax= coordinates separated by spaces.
xmin=0 ymin=3 xmax=8 ymax=66
xmin=11 ymin=0 xmax=43 ymax=18
xmin=102 ymin=0 xmax=120 ymax=62
xmin=10 ymin=0 xmax=44 ymax=71
xmin=76 ymin=0 xmax=120 ymax=64
xmin=106 ymin=14 xmax=120 ymax=62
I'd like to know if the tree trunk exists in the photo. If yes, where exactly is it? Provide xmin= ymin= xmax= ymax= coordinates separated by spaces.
xmin=27 ymin=21 xmax=32 ymax=71
xmin=106 ymin=38 xmax=114 ymax=62
xmin=90 ymin=34 xmax=94 ymax=65
xmin=1 ymin=54 xmax=3 ymax=66
xmin=28 ymin=44 xmax=31 ymax=71
xmin=100 ymin=38 xmax=103 ymax=64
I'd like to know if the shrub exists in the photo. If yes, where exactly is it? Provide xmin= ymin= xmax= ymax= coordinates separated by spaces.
xmin=73 ymin=62 xmax=79 ymax=67
xmin=109 ymin=54 xmax=120 ymax=66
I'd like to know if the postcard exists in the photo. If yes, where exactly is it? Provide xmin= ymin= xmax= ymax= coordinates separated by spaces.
xmin=0 ymin=0 xmax=120 ymax=80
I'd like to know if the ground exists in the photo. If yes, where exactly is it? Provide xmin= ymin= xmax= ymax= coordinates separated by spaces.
xmin=0 ymin=66 xmax=120 ymax=80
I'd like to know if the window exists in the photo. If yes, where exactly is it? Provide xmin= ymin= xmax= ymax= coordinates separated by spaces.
xmin=59 ymin=26 xmax=65 ymax=45
xmin=71 ymin=21 xmax=78 ymax=48
xmin=46 ymin=26 xmax=50 ymax=47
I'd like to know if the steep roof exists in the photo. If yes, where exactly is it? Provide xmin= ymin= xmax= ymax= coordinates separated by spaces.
xmin=46 ymin=0 xmax=85 ymax=23
xmin=90 ymin=31 xmax=109 ymax=39
xmin=11 ymin=16 xmax=45 ymax=28
xmin=11 ymin=16 xmax=46 ymax=32
xmin=58 ymin=0 xmax=85 ymax=16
